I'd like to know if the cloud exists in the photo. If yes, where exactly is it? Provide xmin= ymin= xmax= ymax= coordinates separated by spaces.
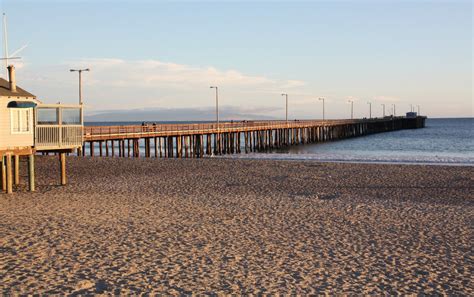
xmin=14 ymin=57 xmax=308 ymax=119
xmin=373 ymin=95 xmax=401 ymax=102
xmin=85 ymin=105 xmax=280 ymax=122
xmin=65 ymin=58 xmax=305 ymax=90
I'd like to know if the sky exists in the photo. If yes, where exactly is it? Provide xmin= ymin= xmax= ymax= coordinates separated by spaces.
xmin=0 ymin=0 xmax=472 ymax=120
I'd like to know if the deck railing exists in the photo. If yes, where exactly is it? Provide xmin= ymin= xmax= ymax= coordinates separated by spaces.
xmin=35 ymin=104 xmax=84 ymax=150
xmin=35 ymin=125 xmax=83 ymax=150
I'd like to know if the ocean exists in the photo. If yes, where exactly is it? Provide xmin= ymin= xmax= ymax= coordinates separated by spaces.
xmin=85 ymin=118 xmax=473 ymax=165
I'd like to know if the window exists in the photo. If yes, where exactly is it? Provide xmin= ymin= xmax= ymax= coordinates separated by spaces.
xmin=62 ymin=108 xmax=81 ymax=125
xmin=37 ymin=108 xmax=58 ymax=125
xmin=11 ymin=108 xmax=32 ymax=134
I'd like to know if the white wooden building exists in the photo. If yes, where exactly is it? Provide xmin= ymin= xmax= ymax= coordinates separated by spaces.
xmin=0 ymin=66 xmax=39 ymax=153
xmin=0 ymin=65 xmax=83 ymax=194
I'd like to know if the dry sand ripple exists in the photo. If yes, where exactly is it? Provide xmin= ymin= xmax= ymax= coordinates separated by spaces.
xmin=0 ymin=156 xmax=472 ymax=294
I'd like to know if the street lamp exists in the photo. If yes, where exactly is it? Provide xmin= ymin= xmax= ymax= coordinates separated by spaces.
xmin=417 ymin=105 xmax=420 ymax=115
xmin=381 ymin=103 xmax=386 ymax=117
xmin=281 ymin=93 xmax=288 ymax=122
xmin=410 ymin=104 xmax=413 ymax=112
xmin=318 ymin=97 xmax=325 ymax=121
xmin=393 ymin=104 xmax=396 ymax=117
xmin=367 ymin=101 xmax=372 ymax=119
xmin=348 ymin=100 xmax=354 ymax=119
xmin=210 ymin=86 xmax=219 ymax=130
xmin=69 ymin=68 xmax=90 ymax=105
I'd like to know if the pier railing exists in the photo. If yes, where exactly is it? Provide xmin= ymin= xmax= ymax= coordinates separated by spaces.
xmin=84 ymin=118 xmax=403 ymax=141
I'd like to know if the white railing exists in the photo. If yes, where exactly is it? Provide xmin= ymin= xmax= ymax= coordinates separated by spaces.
xmin=35 ymin=125 xmax=83 ymax=150
xmin=35 ymin=103 xmax=84 ymax=150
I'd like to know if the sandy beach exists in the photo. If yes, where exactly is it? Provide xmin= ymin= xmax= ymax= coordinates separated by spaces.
xmin=0 ymin=156 xmax=472 ymax=294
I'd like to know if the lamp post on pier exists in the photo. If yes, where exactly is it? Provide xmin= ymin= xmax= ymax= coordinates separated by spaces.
xmin=281 ymin=93 xmax=288 ymax=122
xmin=381 ymin=103 xmax=386 ymax=117
xmin=417 ymin=105 xmax=420 ymax=115
xmin=318 ymin=97 xmax=325 ymax=121
xmin=348 ymin=100 xmax=354 ymax=119
xmin=210 ymin=86 xmax=219 ymax=130
xmin=367 ymin=101 xmax=372 ymax=119
xmin=393 ymin=104 xmax=396 ymax=117
xmin=69 ymin=68 xmax=90 ymax=105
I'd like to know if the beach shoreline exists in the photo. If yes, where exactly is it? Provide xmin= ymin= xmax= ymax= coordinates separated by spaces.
xmin=219 ymin=154 xmax=474 ymax=166
xmin=1 ymin=156 xmax=472 ymax=294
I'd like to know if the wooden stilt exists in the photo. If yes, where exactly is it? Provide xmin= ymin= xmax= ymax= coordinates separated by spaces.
xmin=14 ymin=155 xmax=20 ymax=185
xmin=1 ymin=156 xmax=6 ymax=192
xmin=28 ymin=154 xmax=35 ymax=192
xmin=6 ymin=154 xmax=13 ymax=194
xmin=60 ymin=153 xmax=67 ymax=185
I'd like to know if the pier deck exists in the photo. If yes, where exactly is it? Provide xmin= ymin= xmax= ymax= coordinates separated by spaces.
xmin=80 ymin=117 xmax=426 ymax=158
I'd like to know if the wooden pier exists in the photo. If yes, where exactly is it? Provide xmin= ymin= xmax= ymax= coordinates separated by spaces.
xmin=81 ymin=116 xmax=426 ymax=158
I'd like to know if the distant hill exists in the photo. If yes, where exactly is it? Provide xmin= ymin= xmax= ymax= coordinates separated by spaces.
xmin=84 ymin=107 xmax=278 ymax=122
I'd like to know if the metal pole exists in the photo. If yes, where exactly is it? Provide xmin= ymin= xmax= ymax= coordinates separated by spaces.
xmin=322 ymin=99 xmax=325 ymax=121
xmin=367 ymin=102 xmax=372 ymax=119
xmin=70 ymin=68 xmax=89 ymax=105
xmin=319 ymin=97 xmax=325 ymax=121
xmin=210 ymin=86 xmax=219 ymax=132
xmin=282 ymin=93 xmax=288 ymax=122
xmin=393 ymin=104 xmax=396 ymax=117
xmin=215 ymin=87 xmax=219 ymax=130
xmin=417 ymin=105 xmax=420 ymax=115
xmin=348 ymin=100 xmax=353 ymax=119
xmin=382 ymin=104 xmax=385 ymax=117
xmin=79 ymin=70 xmax=82 ymax=105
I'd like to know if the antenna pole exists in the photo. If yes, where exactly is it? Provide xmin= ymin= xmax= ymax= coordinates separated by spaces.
xmin=3 ymin=13 xmax=9 ymax=78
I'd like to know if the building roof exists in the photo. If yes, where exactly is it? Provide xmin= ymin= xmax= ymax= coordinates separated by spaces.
xmin=0 ymin=77 xmax=36 ymax=98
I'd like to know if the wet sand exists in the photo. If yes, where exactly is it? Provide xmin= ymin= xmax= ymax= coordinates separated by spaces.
xmin=0 ymin=156 xmax=472 ymax=294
